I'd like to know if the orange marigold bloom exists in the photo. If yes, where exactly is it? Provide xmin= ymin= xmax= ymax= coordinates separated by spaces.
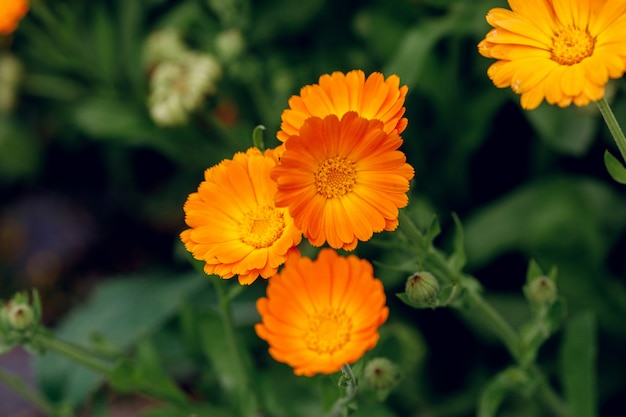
xmin=0 ymin=0 xmax=29 ymax=35
xmin=180 ymin=147 xmax=302 ymax=285
xmin=478 ymin=0 xmax=626 ymax=110
xmin=272 ymin=112 xmax=414 ymax=251
xmin=255 ymin=248 xmax=389 ymax=376
xmin=277 ymin=70 xmax=408 ymax=142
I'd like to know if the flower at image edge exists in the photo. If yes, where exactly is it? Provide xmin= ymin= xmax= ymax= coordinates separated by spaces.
xmin=180 ymin=147 xmax=302 ymax=285
xmin=478 ymin=0 xmax=626 ymax=110
xmin=255 ymin=248 xmax=389 ymax=376
xmin=0 ymin=0 xmax=29 ymax=35
xmin=272 ymin=112 xmax=414 ymax=251
xmin=277 ymin=69 xmax=408 ymax=142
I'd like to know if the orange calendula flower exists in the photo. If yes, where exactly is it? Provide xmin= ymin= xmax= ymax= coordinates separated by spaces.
xmin=0 ymin=0 xmax=29 ymax=35
xmin=180 ymin=147 xmax=302 ymax=285
xmin=478 ymin=0 xmax=626 ymax=110
xmin=277 ymin=69 xmax=408 ymax=142
xmin=255 ymin=248 xmax=389 ymax=376
xmin=272 ymin=111 xmax=414 ymax=251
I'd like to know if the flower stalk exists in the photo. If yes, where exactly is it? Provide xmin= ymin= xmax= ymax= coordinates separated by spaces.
xmin=397 ymin=210 xmax=569 ymax=416
xmin=211 ymin=277 xmax=261 ymax=417
xmin=596 ymin=97 xmax=626 ymax=164
xmin=324 ymin=364 xmax=358 ymax=417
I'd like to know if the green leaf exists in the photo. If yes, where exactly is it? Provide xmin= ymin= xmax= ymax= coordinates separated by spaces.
xmin=478 ymin=367 xmax=530 ymax=417
xmin=35 ymin=273 xmax=206 ymax=408
xmin=448 ymin=213 xmax=466 ymax=272
xmin=109 ymin=338 xmax=188 ymax=405
xmin=524 ymin=105 xmax=598 ymax=155
xmin=0 ymin=118 xmax=42 ymax=182
xmin=138 ymin=404 xmax=235 ymax=417
xmin=424 ymin=214 xmax=441 ymax=248
xmin=72 ymin=96 xmax=156 ymax=141
xmin=560 ymin=312 xmax=598 ymax=417
xmin=384 ymin=17 xmax=453 ymax=90
xmin=603 ymin=150 xmax=626 ymax=184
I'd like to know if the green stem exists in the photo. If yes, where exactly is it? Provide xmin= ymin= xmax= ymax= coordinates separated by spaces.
xmin=596 ymin=97 xmax=626 ymax=163
xmin=324 ymin=364 xmax=358 ymax=417
xmin=529 ymin=365 xmax=570 ymax=417
xmin=0 ymin=366 xmax=57 ymax=416
xmin=464 ymin=289 xmax=521 ymax=361
xmin=36 ymin=334 xmax=113 ymax=377
xmin=398 ymin=210 xmax=569 ymax=416
xmin=212 ymin=277 xmax=260 ymax=417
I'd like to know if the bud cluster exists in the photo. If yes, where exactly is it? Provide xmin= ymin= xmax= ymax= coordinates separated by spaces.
xmin=145 ymin=29 xmax=223 ymax=127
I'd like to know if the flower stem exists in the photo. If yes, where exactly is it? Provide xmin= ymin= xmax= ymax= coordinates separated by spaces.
xmin=398 ymin=210 xmax=569 ymax=416
xmin=596 ymin=97 xmax=626 ymax=163
xmin=324 ymin=364 xmax=358 ymax=417
xmin=211 ymin=277 xmax=260 ymax=417
xmin=36 ymin=334 xmax=112 ymax=377
xmin=0 ymin=366 xmax=57 ymax=416
xmin=463 ymin=289 xmax=521 ymax=361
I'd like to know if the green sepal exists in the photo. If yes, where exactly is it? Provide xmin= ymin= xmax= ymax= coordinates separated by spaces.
xmin=252 ymin=124 xmax=266 ymax=150
xmin=448 ymin=213 xmax=466 ymax=272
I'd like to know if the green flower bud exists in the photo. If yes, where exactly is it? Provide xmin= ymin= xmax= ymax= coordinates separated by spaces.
xmin=2 ymin=301 xmax=35 ymax=330
xmin=405 ymin=271 xmax=440 ymax=305
xmin=363 ymin=357 xmax=400 ymax=394
xmin=215 ymin=28 xmax=245 ymax=62
xmin=525 ymin=276 xmax=557 ymax=306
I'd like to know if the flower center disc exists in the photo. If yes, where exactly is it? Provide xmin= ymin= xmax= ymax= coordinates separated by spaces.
xmin=304 ymin=308 xmax=352 ymax=354
xmin=551 ymin=27 xmax=595 ymax=65
xmin=239 ymin=206 xmax=285 ymax=248
xmin=315 ymin=156 xmax=357 ymax=199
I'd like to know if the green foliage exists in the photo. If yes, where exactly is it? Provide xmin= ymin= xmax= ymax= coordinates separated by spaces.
xmin=1 ymin=0 xmax=625 ymax=416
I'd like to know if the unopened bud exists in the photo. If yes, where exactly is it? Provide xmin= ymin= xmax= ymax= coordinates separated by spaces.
xmin=2 ymin=301 xmax=35 ymax=330
xmin=525 ymin=276 xmax=557 ymax=306
xmin=405 ymin=271 xmax=440 ymax=304
xmin=363 ymin=357 xmax=400 ymax=394
xmin=215 ymin=29 xmax=245 ymax=61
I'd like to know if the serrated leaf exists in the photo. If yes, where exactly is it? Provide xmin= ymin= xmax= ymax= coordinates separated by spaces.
xmin=604 ymin=150 xmax=626 ymax=184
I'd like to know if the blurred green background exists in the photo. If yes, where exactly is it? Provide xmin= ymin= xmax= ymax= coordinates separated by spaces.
xmin=1 ymin=0 xmax=625 ymax=416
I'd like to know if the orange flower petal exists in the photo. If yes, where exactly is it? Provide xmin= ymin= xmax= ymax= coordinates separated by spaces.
xmin=255 ymin=249 xmax=388 ymax=376
xmin=180 ymin=148 xmax=302 ymax=284
xmin=272 ymin=112 xmax=414 ymax=250
xmin=478 ymin=0 xmax=626 ymax=109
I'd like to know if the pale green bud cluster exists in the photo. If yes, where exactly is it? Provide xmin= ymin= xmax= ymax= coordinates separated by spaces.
xmin=145 ymin=29 xmax=223 ymax=127
xmin=0 ymin=52 xmax=23 ymax=113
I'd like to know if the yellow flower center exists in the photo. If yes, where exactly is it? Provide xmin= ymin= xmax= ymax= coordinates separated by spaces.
xmin=304 ymin=307 xmax=352 ymax=354
xmin=551 ymin=27 xmax=595 ymax=66
xmin=315 ymin=156 xmax=357 ymax=199
xmin=239 ymin=206 xmax=285 ymax=248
